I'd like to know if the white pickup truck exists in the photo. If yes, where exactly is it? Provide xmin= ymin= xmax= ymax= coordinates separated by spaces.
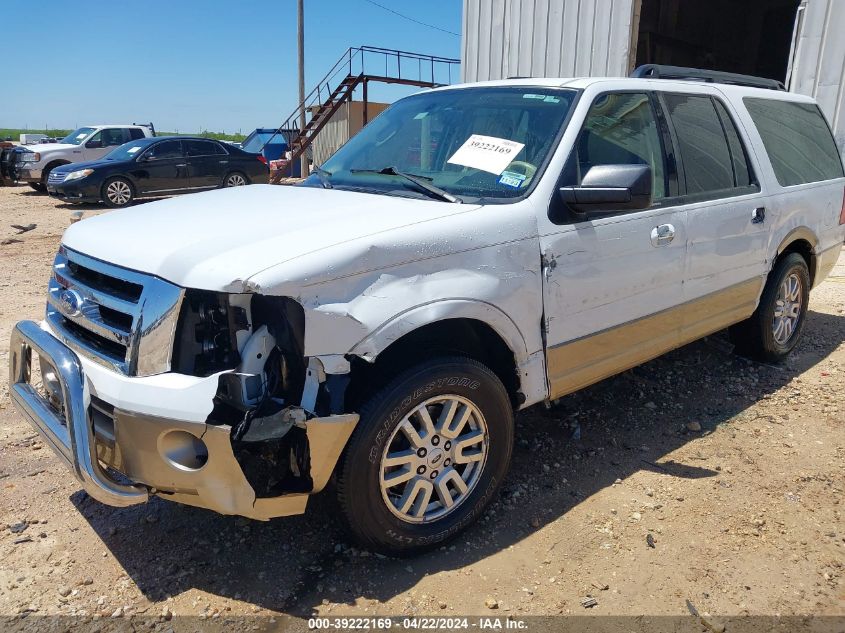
xmin=9 ymin=67 xmax=845 ymax=554
xmin=13 ymin=124 xmax=155 ymax=191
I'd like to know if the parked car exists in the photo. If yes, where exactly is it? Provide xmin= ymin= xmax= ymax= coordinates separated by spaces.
xmin=47 ymin=136 xmax=270 ymax=207
xmin=8 ymin=67 xmax=845 ymax=555
xmin=13 ymin=124 xmax=155 ymax=192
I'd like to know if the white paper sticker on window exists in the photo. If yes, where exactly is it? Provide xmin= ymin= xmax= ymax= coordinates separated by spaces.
xmin=127 ymin=146 xmax=141 ymax=154
xmin=446 ymin=134 xmax=525 ymax=175
xmin=76 ymin=133 xmax=88 ymax=139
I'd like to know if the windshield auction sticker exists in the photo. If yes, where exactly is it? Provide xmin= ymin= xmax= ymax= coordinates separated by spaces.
xmin=447 ymin=134 xmax=526 ymax=175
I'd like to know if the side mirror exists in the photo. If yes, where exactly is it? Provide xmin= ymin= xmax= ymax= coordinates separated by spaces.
xmin=558 ymin=164 xmax=652 ymax=215
xmin=85 ymin=139 xmax=103 ymax=149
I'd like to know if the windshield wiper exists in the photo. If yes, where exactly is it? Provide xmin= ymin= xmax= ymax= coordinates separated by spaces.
xmin=350 ymin=166 xmax=460 ymax=203
xmin=312 ymin=166 xmax=333 ymax=189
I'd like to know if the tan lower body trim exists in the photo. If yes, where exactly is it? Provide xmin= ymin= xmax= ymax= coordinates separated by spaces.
xmin=547 ymin=278 xmax=762 ymax=400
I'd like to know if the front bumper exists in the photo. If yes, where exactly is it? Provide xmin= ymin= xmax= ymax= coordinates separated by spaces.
xmin=9 ymin=320 xmax=359 ymax=520
xmin=15 ymin=165 xmax=42 ymax=183
xmin=47 ymin=180 xmax=101 ymax=203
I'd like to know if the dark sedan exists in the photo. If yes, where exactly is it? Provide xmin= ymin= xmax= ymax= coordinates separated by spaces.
xmin=47 ymin=136 xmax=269 ymax=207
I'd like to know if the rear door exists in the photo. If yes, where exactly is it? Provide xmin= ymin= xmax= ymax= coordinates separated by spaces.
xmin=660 ymin=91 xmax=769 ymax=339
xmin=134 ymin=139 xmax=188 ymax=194
xmin=185 ymin=140 xmax=229 ymax=188
xmin=539 ymin=90 xmax=688 ymax=399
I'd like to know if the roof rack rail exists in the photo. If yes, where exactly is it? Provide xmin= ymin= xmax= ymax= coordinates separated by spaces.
xmin=631 ymin=64 xmax=785 ymax=91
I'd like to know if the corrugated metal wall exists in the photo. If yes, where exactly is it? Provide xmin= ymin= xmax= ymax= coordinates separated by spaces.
xmin=461 ymin=0 xmax=638 ymax=82
xmin=788 ymin=0 xmax=845 ymax=160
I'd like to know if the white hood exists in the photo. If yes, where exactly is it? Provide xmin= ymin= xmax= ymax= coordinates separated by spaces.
xmin=62 ymin=185 xmax=478 ymax=292
xmin=24 ymin=143 xmax=77 ymax=155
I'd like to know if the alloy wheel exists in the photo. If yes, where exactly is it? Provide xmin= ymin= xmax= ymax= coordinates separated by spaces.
xmin=226 ymin=173 xmax=247 ymax=187
xmin=772 ymin=272 xmax=802 ymax=345
xmin=106 ymin=181 xmax=131 ymax=205
xmin=379 ymin=394 xmax=489 ymax=524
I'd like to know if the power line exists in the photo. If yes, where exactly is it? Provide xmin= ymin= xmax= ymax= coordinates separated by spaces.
xmin=360 ymin=0 xmax=460 ymax=37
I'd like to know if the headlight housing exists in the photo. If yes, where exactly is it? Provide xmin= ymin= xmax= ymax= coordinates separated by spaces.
xmin=18 ymin=151 xmax=40 ymax=163
xmin=63 ymin=168 xmax=94 ymax=182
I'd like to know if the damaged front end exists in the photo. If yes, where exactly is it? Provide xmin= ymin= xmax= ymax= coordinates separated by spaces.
xmin=9 ymin=287 xmax=358 ymax=520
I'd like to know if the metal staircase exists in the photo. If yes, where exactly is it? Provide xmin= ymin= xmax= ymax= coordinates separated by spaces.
xmin=268 ymin=46 xmax=460 ymax=181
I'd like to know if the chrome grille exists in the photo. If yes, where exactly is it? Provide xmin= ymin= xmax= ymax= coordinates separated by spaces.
xmin=46 ymin=246 xmax=185 ymax=376
xmin=47 ymin=171 xmax=66 ymax=184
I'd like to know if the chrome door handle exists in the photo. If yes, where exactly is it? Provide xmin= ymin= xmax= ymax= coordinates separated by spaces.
xmin=651 ymin=223 xmax=675 ymax=247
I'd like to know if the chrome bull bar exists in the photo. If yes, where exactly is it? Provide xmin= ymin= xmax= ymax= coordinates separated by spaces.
xmin=9 ymin=320 xmax=148 ymax=507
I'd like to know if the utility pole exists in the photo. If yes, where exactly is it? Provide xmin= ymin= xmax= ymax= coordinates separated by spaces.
xmin=298 ymin=0 xmax=309 ymax=177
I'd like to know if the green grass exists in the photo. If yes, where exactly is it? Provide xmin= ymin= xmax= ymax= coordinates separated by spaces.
xmin=0 ymin=128 xmax=247 ymax=143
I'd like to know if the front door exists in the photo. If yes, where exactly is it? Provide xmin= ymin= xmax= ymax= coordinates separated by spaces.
xmin=134 ymin=139 xmax=188 ymax=194
xmin=82 ymin=128 xmax=127 ymax=161
xmin=185 ymin=139 xmax=229 ymax=188
xmin=539 ymin=91 xmax=688 ymax=399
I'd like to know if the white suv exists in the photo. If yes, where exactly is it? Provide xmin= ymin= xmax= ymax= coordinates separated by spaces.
xmin=14 ymin=124 xmax=154 ymax=191
xmin=9 ymin=67 xmax=845 ymax=554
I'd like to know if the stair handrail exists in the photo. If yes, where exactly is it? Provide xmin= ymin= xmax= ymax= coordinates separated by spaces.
xmin=261 ymin=46 xmax=460 ymax=157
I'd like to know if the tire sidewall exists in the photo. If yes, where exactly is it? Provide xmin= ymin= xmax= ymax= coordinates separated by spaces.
xmin=757 ymin=253 xmax=810 ymax=357
xmin=340 ymin=358 xmax=513 ymax=553
xmin=102 ymin=177 xmax=134 ymax=208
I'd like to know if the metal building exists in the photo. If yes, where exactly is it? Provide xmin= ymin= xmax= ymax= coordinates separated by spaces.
xmin=461 ymin=0 xmax=845 ymax=158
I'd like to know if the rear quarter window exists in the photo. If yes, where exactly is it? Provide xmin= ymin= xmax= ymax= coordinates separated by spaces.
xmin=744 ymin=98 xmax=844 ymax=187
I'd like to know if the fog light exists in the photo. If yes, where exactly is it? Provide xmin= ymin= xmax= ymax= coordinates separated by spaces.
xmin=158 ymin=430 xmax=208 ymax=471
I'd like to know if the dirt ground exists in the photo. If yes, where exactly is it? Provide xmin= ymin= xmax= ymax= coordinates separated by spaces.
xmin=0 ymin=184 xmax=843 ymax=629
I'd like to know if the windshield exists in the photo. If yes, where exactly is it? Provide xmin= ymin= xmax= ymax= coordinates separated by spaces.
xmin=308 ymin=87 xmax=578 ymax=202
xmin=60 ymin=127 xmax=96 ymax=146
xmin=104 ymin=140 xmax=151 ymax=161
xmin=242 ymin=131 xmax=279 ymax=153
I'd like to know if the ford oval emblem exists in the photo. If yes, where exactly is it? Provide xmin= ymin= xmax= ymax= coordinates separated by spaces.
xmin=59 ymin=289 xmax=84 ymax=318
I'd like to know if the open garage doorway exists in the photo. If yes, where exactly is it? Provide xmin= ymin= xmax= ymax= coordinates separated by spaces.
xmin=634 ymin=0 xmax=801 ymax=82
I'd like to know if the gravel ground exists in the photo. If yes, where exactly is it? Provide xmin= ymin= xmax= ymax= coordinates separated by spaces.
xmin=0 ymin=184 xmax=843 ymax=630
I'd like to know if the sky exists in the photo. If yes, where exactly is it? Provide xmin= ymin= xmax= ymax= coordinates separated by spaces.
xmin=1 ymin=0 xmax=463 ymax=133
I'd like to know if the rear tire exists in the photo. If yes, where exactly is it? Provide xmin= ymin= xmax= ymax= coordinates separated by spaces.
xmin=102 ymin=177 xmax=134 ymax=208
xmin=731 ymin=253 xmax=810 ymax=362
xmin=337 ymin=356 xmax=513 ymax=555
xmin=29 ymin=182 xmax=46 ymax=192
xmin=224 ymin=171 xmax=248 ymax=187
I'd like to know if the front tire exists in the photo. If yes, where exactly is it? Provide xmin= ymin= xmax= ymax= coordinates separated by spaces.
xmin=731 ymin=253 xmax=810 ymax=362
xmin=102 ymin=177 xmax=134 ymax=208
xmin=337 ymin=357 xmax=513 ymax=555
xmin=29 ymin=182 xmax=46 ymax=192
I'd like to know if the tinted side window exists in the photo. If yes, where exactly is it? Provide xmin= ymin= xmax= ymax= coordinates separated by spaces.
xmin=145 ymin=140 xmax=183 ymax=160
xmin=713 ymin=100 xmax=754 ymax=188
xmin=564 ymin=92 xmax=667 ymax=202
xmin=186 ymin=140 xmax=225 ymax=156
xmin=663 ymin=94 xmax=735 ymax=195
xmin=744 ymin=98 xmax=844 ymax=186
xmin=101 ymin=128 xmax=127 ymax=147
xmin=128 ymin=128 xmax=146 ymax=140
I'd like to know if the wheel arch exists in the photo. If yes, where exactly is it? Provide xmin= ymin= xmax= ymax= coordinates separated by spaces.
xmin=774 ymin=227 xmax=817 ymax=285
xmin=344 ymin=305 xmax=530 ymax=412
xmin=40 ymin=159 xmax=70 ymax=179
